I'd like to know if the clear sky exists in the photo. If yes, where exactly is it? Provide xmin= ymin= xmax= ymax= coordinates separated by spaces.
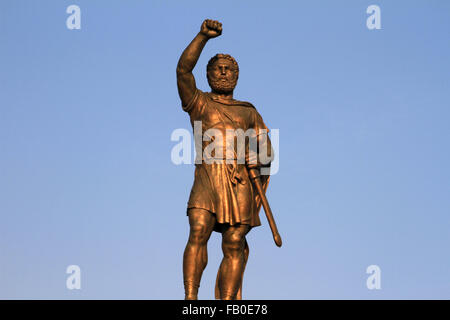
xmin=1 ymin=0 xmax=449 ymax=299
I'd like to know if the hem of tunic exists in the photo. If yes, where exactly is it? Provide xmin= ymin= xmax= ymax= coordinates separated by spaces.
xmin=186 ymin=205 xmax=260 ymax=232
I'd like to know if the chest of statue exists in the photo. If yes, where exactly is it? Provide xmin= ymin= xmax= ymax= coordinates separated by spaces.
xmin=201 ymin=98 xmax=254 ymax=132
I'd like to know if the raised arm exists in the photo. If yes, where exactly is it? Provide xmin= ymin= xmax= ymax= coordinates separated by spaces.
xmin=176 ymin=19 xmax=222 ymax=106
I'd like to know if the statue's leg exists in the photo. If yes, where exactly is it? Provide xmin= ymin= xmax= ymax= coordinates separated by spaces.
xmin=236 ymin=238 xmax=249 ymax=300
xmin=217 ymin=224 xmax=250 ymax=300
xmin=215 ymin=239 xmax=249 ymax=300
xmin=183 ymin=208 xmax=216 ymax=300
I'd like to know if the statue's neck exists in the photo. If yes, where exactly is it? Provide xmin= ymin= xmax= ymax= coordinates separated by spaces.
xmin=210 ymin=91 xmax=234 ymax=101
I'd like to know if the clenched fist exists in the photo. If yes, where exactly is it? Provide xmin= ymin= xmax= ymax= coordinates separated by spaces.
xmin=200 ymin=19 xmax=222 ymax=39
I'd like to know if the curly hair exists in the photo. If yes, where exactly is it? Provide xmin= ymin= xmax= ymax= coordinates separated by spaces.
xmin=206 ymin=53 xmax=239 ymax=73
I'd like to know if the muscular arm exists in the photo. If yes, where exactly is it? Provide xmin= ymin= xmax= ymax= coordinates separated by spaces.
xmin=176 ymin=33 xmax=208 ymax=106
xmin=176 ymin=19 xmax=222 ymax=107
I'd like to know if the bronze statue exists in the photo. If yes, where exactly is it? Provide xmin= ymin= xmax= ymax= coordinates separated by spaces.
xmin=177 ymin=19 xmax=281 ymax=300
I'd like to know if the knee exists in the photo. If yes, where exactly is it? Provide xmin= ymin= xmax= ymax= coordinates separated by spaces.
xmin=222 ymin=232 xmax=246 ymax=255
xmin=189 ymin=223 xmax=210 ymax=245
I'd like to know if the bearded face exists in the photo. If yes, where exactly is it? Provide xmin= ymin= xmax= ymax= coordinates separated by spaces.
xmin=207 ymin=58 xmax=239 ymax=94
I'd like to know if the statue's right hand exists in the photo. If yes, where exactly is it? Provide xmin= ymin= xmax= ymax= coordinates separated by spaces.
xmin=200 ymin=19 xmax=222 ymax=38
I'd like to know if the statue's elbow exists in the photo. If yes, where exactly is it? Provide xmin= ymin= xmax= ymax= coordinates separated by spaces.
xmin=176 ymin=66 xmax=185 ymax=76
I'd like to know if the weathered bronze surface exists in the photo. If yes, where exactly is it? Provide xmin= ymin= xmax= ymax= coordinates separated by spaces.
xmin=177 ymin=19 xmax=280 ymax=300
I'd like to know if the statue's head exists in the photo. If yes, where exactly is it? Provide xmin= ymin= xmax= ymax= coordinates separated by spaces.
xmin=207 ymin=54 xmax=239 ymax=94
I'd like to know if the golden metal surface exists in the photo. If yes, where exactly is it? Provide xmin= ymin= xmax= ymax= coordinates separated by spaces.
xmin=177 ymin=19 xmax=281 ymax=300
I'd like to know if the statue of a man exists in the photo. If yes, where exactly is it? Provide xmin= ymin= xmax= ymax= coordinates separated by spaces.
xmin=177 ymin=19 xmax=273 ymax=300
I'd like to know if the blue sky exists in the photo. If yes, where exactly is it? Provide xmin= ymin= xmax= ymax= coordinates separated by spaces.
xmin=1 ymin=0 xmax=449 ymax=299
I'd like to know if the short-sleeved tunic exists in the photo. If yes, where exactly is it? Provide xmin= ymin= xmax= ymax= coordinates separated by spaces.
xmin=182 ymin=89 xmax=272 ymax=232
